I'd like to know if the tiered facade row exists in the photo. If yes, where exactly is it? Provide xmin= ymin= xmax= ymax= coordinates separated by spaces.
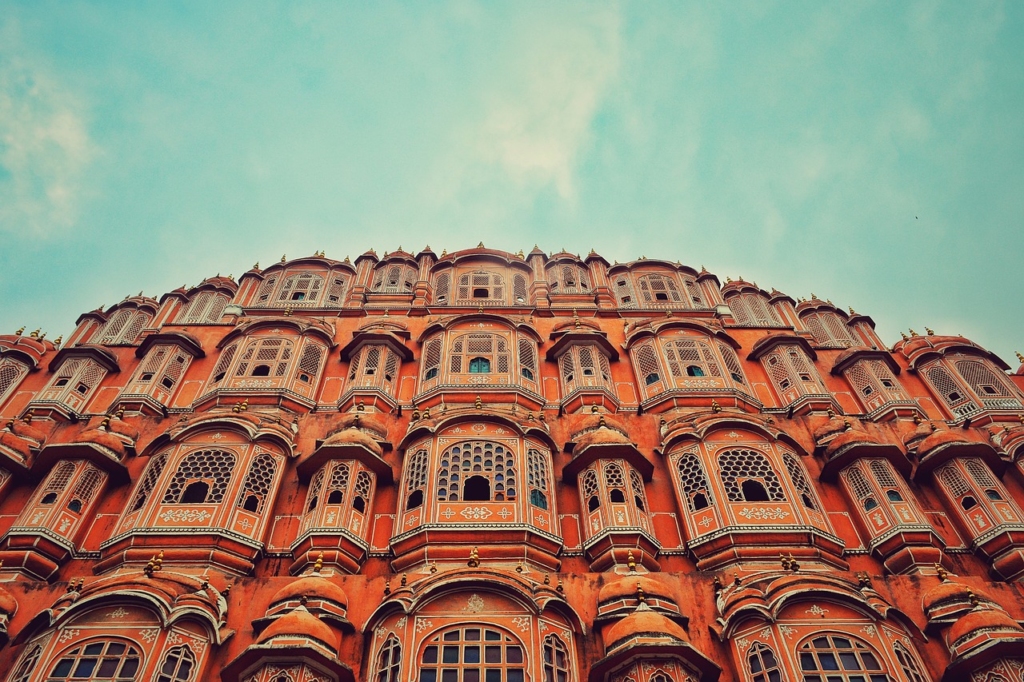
xmin=0 ymin=245 xmax=1023 ymax=682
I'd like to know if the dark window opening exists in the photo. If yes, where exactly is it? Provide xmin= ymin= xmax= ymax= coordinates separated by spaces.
xmin=610 ymin=489 xmax=625 ymax=503
xmin=986 ymin=489 xmax=1005 ymax=501
xmin=886 ymin=490 xmax=904 ymax=502
xmin=180 ymin=480 xmax=210 ymax=504
xmin=353 ymin=496 xmax=366 ymax=513
xmin=862 ymin=386 xmax=874 ymax=396
xmin=582 ymin=367 xmax=594 ymax=376
xmin=801 ymin=493 xmax=814 ymax=509
xmin=464 ymin=476 xmax=491 ymax=501
xmin=948 ymin=391 xmax=962 ymax=402
xmin=307 ymin=495 xmax=319 ymax=512
xmin=741 ymin=479 xmax=770 ymax=502
xmin=407 ymin=490 xmax=424 ymax=510
xmin=473 ymin=288 xmax=489 ymax=298
xmin=214 ymin=371 xmax=226 ymax=382
xmin=242 ymin=494 xmax=260 ymax=512
xmin=161 ymin=376 xmax=174 ymax=389
xmin=252 ymin=364 xmax=271 ymax=377
xmin=140 ymin=372 xmax=154 ymax=381
xmin=469 ymin=357 xmax=491 ymax=374
xmin=881 ymin=379 xmax=895 ymax=388
xmin=655 ymin=292 xmax=669 ymax=301
xmin=779 ymin=378 xmax=792 ymax=389
xmin=799 ymin=374 xmax=813 ymax=382
xmin=645 ymin=372 xmax=660 ymax=386
xmin=521 ymin=368 xmax=534 ymax=380
xmin=731 ymin=371 xmax=745 ymax=383
xmin=298 ymin=373 xmax=310 ymax=383
xmin=425 ymin=367 xmax=439 ymax=380
xmin=692 ymin=492 xmax=709 ymax=510
xmin=961 ymin=495 xmax=978 ymax=510
xmin=686 ymin=365 xmax=705 ymax=377
xmin=621 ymin=296 xmax=632 ymax=304
xmin=68 ymin=499 xmax=83 ymax=513
xmin=864 ymin=497 xmax=878 ymax=511
xmin=41 ymin=492 xmax=58 ymax=505
xmin=291 ymin=292 xmax=306 ymax=301
xmin=327 ymin=490 xmax=344 ymax=505
xmin=55 ymin=378 xmax=69 ymax=387
xmin=588 ymin=495 xmax=600 ymax=512
xmin=76 ymin=383 xmax=89 ymax=394
xmin=982 ymin=385 xmax=998 ymax=395
xmin=530 ymin=489 xmax=548 ymax=510
xmin=634 ymin=495 xmax=645 ymax=511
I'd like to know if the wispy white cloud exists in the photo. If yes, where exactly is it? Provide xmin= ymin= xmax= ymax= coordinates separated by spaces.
xmin=0 ymin=21 xmax=96 ymax=236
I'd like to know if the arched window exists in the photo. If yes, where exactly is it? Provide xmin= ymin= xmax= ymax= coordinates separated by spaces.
xmin=582 ymin=469 xmax=600 ymax=512
xmin=844 ymin=360 xmax=909 ymax=412
xmin=804 ymin=313 xmax=856 ymax=348
xmin=729 ymin=294 xmax=781 ymax=327
xmin=718 ymin=449 xmax=786 ymax=502
xmin=376 ymin=635 xmax=402 ymax=682
xmin=372 ymin=264 xmax=416 ymax=294
xmin=237 ymin=453 xmax=278 ymax=514
xmin=450 ymin=334 xmax=510 ymax=377
xmin=676 ymin=452 xmax=713 ymax=511
xmin=208 ymin=343 xmax=238 ymax=386
xmin=348 ymin=345 xmax=400 ymax=394
xmin=325 ymin=274 xmax=348 ymax=306
xmin=305 ymin=469 xmax=324 ymax=514
xmin=38 ymin=461 xmax=76 ymax=506
xmin=162 ymin=449 xmax=235 ymax=504
xmin=254 ymin=276 xmax=278 ymax=305
xmin=718 ymin=342 xmax=747 ymax=385
xmin=97 ymin=309 xmax=151 ymax=345
xmin=633 ymin=343 xmax=663 ymax=391
xmin=629 ymin=469 xmax=647 ymax=512
xmin=527 ymin=448 xmax=551 ymax=510
xmin=45 ymin=640 xmax=141 ymax=680
xmin=513 ymin=273 xmax=529 ymax=303
xmin=747 ymin=642 xmax=781 ymax=682
xmin=37 ymin=358 xmax=107 ymax=412
xmin=236 ymin=338 xmax=293 ymax=379
xmin=763 ymin=346 xmax=826 ymax=403
xmin=156 ymin=645 xmax=196 ymax=682
xmin=892 ymin=642 xmax=927 ymax=682
xmin=10 ymin=643 xmax=42 ymax=682
xmin=434 ymin=272 xmax=451 ymax=305
xmin=843 ymin=465 xmax=877 ymax=511
xmin=0 ymin=357 xmax=29 ymax=406
xmin=558 ymin=345 xmax=612 ymax=396
xmin=176 ymin=291 xmax=229 ymax=324
xmin=128 ymin=345 xmax=192 ymax=402
xmin=353 ymin=470 xmax=373 ymax=514
xmin=518 ymin=338 xmax=538 ymax=382
xmin=437 ymin=441 xmax=517 ymax=502
xmin=637 ymin=274 xmax=683 ymax=306
xmin=683 ymin=278 xmax=704 ymax=306
xmin=457 ymin=271 xmax=505 ymax=303
xmin=405 ymin=449 xmax=429 ymax=511
xmin=955 ymin=358 xmax=1021 ymax=405
xmin=422 ymin=338 xmax=443 ymax=383
xmin=129 ymin=452 xmax=169 ymax=513
xmin=542 ymin=635 xmax=570 ymax=682
xmin=295 ymin=341 xmax=327 ymax=388
xmin=604 ymin=462 xmax=626 ymax=503
xmin=783 ymin=452 xmax=818 ymax=510
xmin=661 ymin=338 xmax=723 ymax=385
xmin=327 ymin=462 xmax=351 ymax=505
xmin=612 ymin=277 xmax=636 ymax=308
xmin=419 ymin=626 xmax=525 ymax=682
xmin=277 ymin=272 xmax=324 ymax=303
xmin=923 ymin=364 xmax=975 ymax=418
xmin=796 ymin=634 xmax=889 ymax=682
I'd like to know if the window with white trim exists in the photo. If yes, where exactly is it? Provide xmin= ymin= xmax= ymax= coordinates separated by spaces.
xmin=796 ymin=633 xmax=889 ymax=682
xmin=527 ymin=448 xmax=551 ymax=510
xmin=347 ymin=344 xmax=401 ymax=396
xmin=513 ymin=273 xmax=529 ymax=304
xmin=404 ymin=448 xmax=429 ymax=511
xmin=675 ymin=451 xmax=713 ymax=512
xmin=517 ymin=338 xmax=538 ymax=382
xmin=237 ymin=453 xmax=278 ymax=513
xmin=542 ymin=635 xmax=570 ymax=682
xmin=375 ymin=635 xmax=402 ymax=682
xmin=437 ymin=441 xmax=517 ymax=502
xmin=637 ymin=273 xmax=684 ymax=307
xmin=372 ymin=264 xmax=416 ymax=294
xmin=176 ymin=291 xmax=229 ymax=324
xmin=548 ymin=264 xmax=589 ymax=295
xmin=421 ymin=337 xmax=443 ymax=389
xmin=762 ymin=345 xmax=827 ymax=406
xmin=457 ymin=271 xmax=505 ymax=304
xmin=125 ymin=344 xmax=192 ymax=404
xmin=783 ymin=452 xmax=818 ymax=510
xmin=434 ymin=272 xmax=451 ymax=305
xmin=155 ymin=645 xmax=196 ymax=682
xmin=0 ymin=357 xmax=29 ymax=406
xmin=747 ymin=642 xmax=781 ymax=682
xmin=35 ymin=358 xmax=107 ymax=413
xmin=923 ymin=363 xmax=976 ymax=419
xmin=162 ymin=449 xmax=236 ymax=504
xmin=558 ymin=344 xmax=613 ymax=396
xmin=718 ymin=449 xmax=785 ymax=502
xmin=728 ymin=293 xmax=781 ymax=327
xmin=96 ymin=309 xmax=152 ymax=345
xmin=44 ymin=639 xmax=141 ymax=681
xmin=277 ymin=272 xmax=324 ymax=303
xmin=953 ymin=357 xmax=1023 ymax=410
xmin=612 ymin=276 xmax=636 ymax=308
xmin=803 ymin=312 xmax=856 ymax=348
xmin=934 ymin=458 xmax=1024 ymax=539
xmin=129 ymin=452 xmax=169 ymax=513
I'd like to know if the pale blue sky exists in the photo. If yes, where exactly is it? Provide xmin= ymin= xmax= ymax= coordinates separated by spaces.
xmin=1 ymin=2 xmax=1021 ymax=364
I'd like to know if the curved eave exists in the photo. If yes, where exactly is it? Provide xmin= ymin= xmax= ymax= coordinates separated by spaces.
xmin=625 ymin=321 xmax=742 ymax=350
xmin=339 ymin=332 xmax=413 ymax=362
xmin=0 ymin=345 xmax=42 ymax=369
xmin=433 ymin=249 xmax=530 ymax=269
xmin=747 ymin=333 xmax=817 ymax=362
xmin=297 ymin=442 xmax=394 ymax=484
xmin=398 ymin=412 xmax=557 ymax=452
xmin=796 ymin=302 xmax=848 ymax=319
xmin=34 ymin=442 xmax=131 ymax=483
xmin=545 ymin=332 xmax=619 ymax=361
xmin=562 ymin=442 xmax=654 ymax=482
xmin=217 ymin=319 xmax=337 ymax=350
xmin=260 ymin=257 xmax=356 ymax=276
xmin=818 ymin=441 xmax=909 ymax=482
xmin=588 ymin=641 xmax=721 ymax=682
xmin=831 ymin=348 xmax=901 ymax=376
xmin=136 ymin=332 xmax=205 ymax=359
xmin=721 ymin=283 xmax=769 ymax=298
xmin=48 ymin=345 xmax=121 ymax=373
xmin=913 ymin=441 xmax=1005 ymax=481
xmin=942 ymin=638 xmax=1024 ymax=682
xmin=416 ymin=314 xmax=543 ymax=343
xmin=607 ymin=259 xmax=692 ymax=274
xmin=905 ymin=343 xmax=1011 ymax=372
xmin=75 ymin=310 xmax=108 ymax=326
xmin=221 ymin=645 xmax=354 ymax=682
xmin=169 ymin=417 xmax=295 ymax=455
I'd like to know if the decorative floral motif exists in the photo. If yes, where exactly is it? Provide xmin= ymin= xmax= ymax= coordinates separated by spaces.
xmin=415 ymin=618 xmax=433 ymax=633
xmin=460 ymin=507 xmax=493 ymax=520
xmin=512 ymin=616 xmax=531 ymax=632
xmin=108 ymin=608 xmax=129 ymax=618
xmin=58 ymin=628 xmax=81 ymax=643
xmin=465 ymin=594 xmax=485 ymax=613
xmin=738 ymin=507 xmax=790 ymax=520
xmin=158 ymin=508 xmax=212 ymax=523
xmin=805 ymin=605 xmax=829 ymax=617
xmin=779 ymin=625 xmax=797 ymax=637
xmin=860 ymin=624 xmax=877 ymax=637
xmin=140 ymin=628 xmax=160 ymax=643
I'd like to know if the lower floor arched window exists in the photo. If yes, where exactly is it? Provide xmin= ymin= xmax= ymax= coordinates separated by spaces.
xmin=797 ymin=634 xmax=888 ymax=682
xmin=156 ymin=645 xmax=195 ymax=682
xmin=747 ymin=642 xmax=781 ymax=682
xmin=45 ymin=639 xmax=141 ymax=681
xmin=419 ymin=626 xmax=525 ymax=682
xmin=377 ymin=635 xmax=402 ymax=682
xmin=542 ymin=635 xmax=569 ymax=682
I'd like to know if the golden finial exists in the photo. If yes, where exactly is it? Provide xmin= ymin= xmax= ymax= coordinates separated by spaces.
xmin=857 ymin=571 xmax=871 ymax=589
xmin=477 ymin=241 xmax=485 ymax=248
xmin=517 ymin=250 xmax=524 ymax=258
xmin=843 ymin=419 xmax=852 ymax=431
xmin=284 ymin=306 xmax=293 ymax=316
xmin=967 ymin=589 xmax=980 ymax=607
xmin=1016 ymin=351 xmax=1024 ymax=364
xmin=100 ymin=414 xmax=111 ymax=430
xmin=253 ymin=262 xmax=260 ymax=269
xmin=422 ymin=407 xmax=430 ymax=419
xmin=29 ymin=328 xmax=39 ymax=338
xmin=909 ymin=328 xmax=918 ymax=336
xmin=900 ymin=331 xmax=909 ymax=341
xmin=627 ymin=550 xmax=637 ymax=572
xmin=516 ymin=561 xmax=524 ymax=573
xmin=636 ymin=582 xmax=646 ymax=604
xmin=713 ymin=575 xmax=723 ymax=592
xmin=926 ymin=327 xmax=934 ymax=335
xmin=711 ymin=400 xmax=721 ymax=413
xmin=344 ymin=255 xmax=351 ymax=263
xmin=440 ymin=249 xmax=447 ymax=257
xmin=780 ymin=553 xmax=791 ymax=570
xmin=23 ymin=411 xmax=33 ymax=424
xmin=429 ymin=561 xmax=438 ymax=574
xmin=281 ymin=254 xmax=287 ymax=262
xmin=733 ymin=573 xmax=741 ymax=586
xmin=401 ymin=573 xmax=407 ymax=587
xmin=591 ymin=404 xmax=600 ymax=414
xmin=144 ymin=554 xmax=157 ymax=577
xmin=412 ymin=409 xmax=421 ymax=421
xmin=475 ymin=395 xmax=482 ymax=410
xmin=936 ymin=564 xmax=948 ymax=581
xmin=556 ymin=577 xmax=564 ymax=593
xmin=384 ymin=578 xmax=391 ymax=595
xmin=827 ymin=408 xmax=835 ymax=418
xmin=788 ymin=554 xmax=799 ymax=572
xmin=14 ymin=326 xmax=24 ymax=336
xmin=573 ymin=308 xmax=580 ymax=328
xmin=811 ymin=292 xmax=818 ymax=300
xmin=38 ymin=331 xmax=46 ymax=340
xmin=313 ymin=552 xmax=324 ymax=573
xmin=544 ymin=573 xmax=550 ymax=585
xmin=53 ymin=335 xmax=63 ymax=348
xmin=468 ymin=547 xmax=480 ymax=568
xmin=233 ymin=402 xmax=241 ymax=413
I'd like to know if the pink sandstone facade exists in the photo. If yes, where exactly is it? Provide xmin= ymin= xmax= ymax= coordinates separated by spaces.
xmin=0 ymin=244 xmax=1023 ymax=682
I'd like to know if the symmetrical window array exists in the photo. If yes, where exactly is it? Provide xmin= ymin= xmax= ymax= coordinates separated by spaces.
xmin=176 ymin=291 xmax=230 ymax=324
xmin=727 ymin=294 xmax=782 ymax=327
xmin=302 ymin=460 xmax=376 ymax=537
xmin=762 ymin=345 xmax=828 ymax=406
xmin=611 ymin=271 xmax=705 ymax=310
xmin=802 ymin=312 xmax=857 ymax=348
xmin=438 ymin=442 xmax=517 ymax=502
xmin=579 ymin=459 xmax=650 ymax=537
xmin=796 ymin=634 xmax=888 ymax=682
xmin=934 ymin=457 xmax=1024 ymax=542
xmin=162 ymin=449 xmax=236 ymax=505
xmin=0 ymin=357 xmax=29 ymax=406
xmin=123 ymin=344 xmax=192 ymax=405
xmin=456 ymin=271 xmax=506 ymax=304
xmin=347 ymin=345 xmax=402 ymax=396
xmin=206 ymin=334 xmax=327 ymax=399
xmin=631 ymin=333 xmax=750 ymax=401
xmin=922 ymin=356 xmax=1024 ymax=419
xmin=13 ymin=460 xmax=107 ymax=543
xmin=35 ymin=358 xmax=107 ymax=414
xmin=718 ymin=449 xmax=786 ymax=503
xmin=96 ymin=309 xmax=152 ymax=345
xmin=253 ymin=270 xmax=348 ymax=308
xmin=843 ymin=360 xmax=909 ymax=414
xmin=547 ymin=264 xmax=589 ymax=294
xmin=418 ymin=627 xmax=526 ymax=682
xmin=372 ymin=264 xmax=417 ymax=294
xmin=557 ymin=345 xmax=613 ymax=397
xmin=419 ymin=328 xmax=540 ymax=395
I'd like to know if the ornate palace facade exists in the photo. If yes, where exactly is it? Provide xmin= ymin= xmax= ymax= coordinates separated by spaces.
xmin=0 ymin=244 xmax=1023 ymax=682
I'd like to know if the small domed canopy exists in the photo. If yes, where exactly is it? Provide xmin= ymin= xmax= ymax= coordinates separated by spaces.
xmin=256 ymin=606 xmax=339 ymax=651
xmin=911 ymin=428 xmax=1003 ymax=480
xmin=922 ymin=578 xmax=994 ymax=631
xmin=816 ymin=427 xmax=909 ymax=482
xmin=943 ymin=605 xmax=1024 ymax=681
xmin=0 ymin=582 xmax=18 ymax=647
xmin=596 ymin=575 xmax=684 ymax=625
xmin=604 ymin=607 xmax=689 ymax=650
xmin=562 ymin=418 xmax=653 ymax=483
xmin=298 ymin=423 xmax=393 ymax=484
xmin=271 ymin=576 xmax=349 ymax=611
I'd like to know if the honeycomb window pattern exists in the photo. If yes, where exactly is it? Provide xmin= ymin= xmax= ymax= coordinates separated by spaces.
xmin=237 ymin=453 xmax=278 ymax=513
xmin=718 ymin=449 xmax=786 ymax=503
xmin=437 ymin=442 xmax=517 ymax=502
xmin=783 ymin=452 xmax=818 ymax=510
xmin=129 ymin=452 xmax=169 ymax=513
xmin=676 ymin=452 xmax=714 ymax=512
xmin=162 ymin=449 xmax=236 ymax=504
